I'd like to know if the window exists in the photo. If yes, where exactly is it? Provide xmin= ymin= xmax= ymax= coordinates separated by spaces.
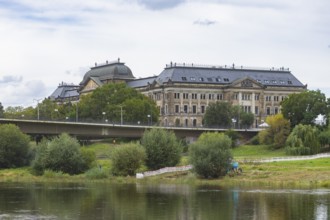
xmin=257 ymin=79 xmax=262 ymax=83
xmin=199 ymin=77 xmax=204 ymax=81
xmin=242 ymin=93 xmax=251 ymax=100
xmin=281 ymin=96 xmax=286 ymax=101
xmin=255 ymin=94 xmax=260 ymax=100
xmin=207 ymin=78 xmax=213 ymax=82
xmin=190 ymin=77 xmax=196 ymax=81
xmin=193 ymin=119 xmax=197 ymax=127
xmin=233 ymin=93 xmax=239 ymax=100
xmin=192 ymin=105 xmax=197 ymax=114
xmin=182 ymin=77 xmax=187 ymax=81
xmin=274 ymin=96 xmax=279 ymax=102
xmin=243 ymin=106 xmax=251 ymax=113
xmin=201 ymin=105 xmax=205 ymax=114
xmin=280 ymin=80 xmax=285 ymax=84
xmin=174 ymin=93 xmax=180 ymax=99
xmin=183 ymin=93 xmax=189 ymax=99
xmin=175 ymin=105 xmax=180 ymax=113
xmin=184 ymin=105 xmax=188 ymax=113
xmin=274 ymin=107 xmax=279 ymax=114
xmin=165 ymin=105 xmax=168 ymax=114
xmin=224 ymin=78 xmax=229 ymax=82
xmin=192 ymin=93 xmax=197 ymax=99
xmin=288 ymin=80 xmax=292 ymax=84
xmin=217 ymin=94 xmax=223 ymax=100
xmin=272 ymin=80 xmax=277 ymax=84
xmin=209 ymin=94 xmax=214 ymax=100
xmin=215 ymin=78 xmax=221 ymax=82
xmin=266 ymin=107 xmax=271 ymax=115
xmin=185 ymin=119 xmax=188 ymax=127
xmin=264 ymin=80 xmax=269 ymax=84
xmin=255 ymin=106 xmax=259 ymax=115
xmin=200 ymin=94 xmax=206 ymax=99
xmin=266 ymin=96 xmax=271 ymax=101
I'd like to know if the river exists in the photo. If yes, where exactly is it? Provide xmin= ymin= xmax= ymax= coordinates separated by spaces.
xmin=0 ymin=182 xmax=329 ymax=219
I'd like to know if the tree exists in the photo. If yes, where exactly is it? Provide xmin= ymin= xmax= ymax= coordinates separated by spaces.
xmin=203 ymin=102 xmax=234 ymax=128
xmin=0 ymin=124 xmax=31 ymax=168
xmin=78 ymin=83 xmax=159 ymax=124
xmin=111 ymin=143 xmax=146 ymax=176
xmin=281 ymin=90 xmax=329 ymax=128
xmin=240 ymin=111 xmax=255 ymax=129
xmin=0 ymin=102 xmax=4 ymax=118
xmin=259 ymin=114 xmax=291 ymax=149
xmin=189 ymin=132 xmax=232 ymax=178
xmin=141 ymin=128 xmax=182 ymax=170
xmin=32 ymin=133 xmax=95 ymax=175
xmin=285 ymin=124 xmax=320 ymax=155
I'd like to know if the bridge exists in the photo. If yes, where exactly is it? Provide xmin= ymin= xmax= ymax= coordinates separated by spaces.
xmin=0 ymin=118 xmax=261 ymax=141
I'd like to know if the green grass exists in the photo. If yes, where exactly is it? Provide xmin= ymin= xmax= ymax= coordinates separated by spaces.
xmin=232 ymin=145 xmax=286 ymax=159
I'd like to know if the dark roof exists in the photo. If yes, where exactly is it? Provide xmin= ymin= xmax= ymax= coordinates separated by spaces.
xmin=50 ymin=83 xmax=79 ymax=100
xmin=127 ymin=76 xmax=157 ymax=88
xmin=80 ymin=60 xmax=135 ymax=86
xmin=155 ymin=63 xmax=305 ymax=87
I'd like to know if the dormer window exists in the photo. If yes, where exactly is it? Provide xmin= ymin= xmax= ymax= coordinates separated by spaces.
xmin=182 ymin=77 xmax=187 ymax=81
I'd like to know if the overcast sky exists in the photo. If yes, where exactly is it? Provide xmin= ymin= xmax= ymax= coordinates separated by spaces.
xmin=0 ymin=0 xmax=329 ymax=107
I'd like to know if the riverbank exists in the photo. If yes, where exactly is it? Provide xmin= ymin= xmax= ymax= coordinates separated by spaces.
xmin=1 ymin=157 xmax=329 ymax=189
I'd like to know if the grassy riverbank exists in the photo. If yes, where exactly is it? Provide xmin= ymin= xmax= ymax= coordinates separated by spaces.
xmin=0 ymin=143 xmax=329 ymax=188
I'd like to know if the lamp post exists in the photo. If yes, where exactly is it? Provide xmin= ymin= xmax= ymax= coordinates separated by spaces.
xmin=147 ymin=114 xmax=150 ymax=126
xmin=33 ymin=98 xmax=42 ymax=120
xmin=102 ymin=112 xmax=106 ymax=123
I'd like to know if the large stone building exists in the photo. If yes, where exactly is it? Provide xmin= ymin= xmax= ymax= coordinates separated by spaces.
xmin=56 ymin=59 xmax=306 ymax=127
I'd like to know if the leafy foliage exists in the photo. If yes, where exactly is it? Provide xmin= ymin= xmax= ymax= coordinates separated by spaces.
xmin=0 ymin=102 xmax=4 ymax=118
xmin=224 ymin=129 xmax=240 ymax=147
xmin=189 ymin=132 xmax=232 ymax=178
xmin=318 ymin=130 xmax=330 ymax=150
xmin=281 ymin=90 xmax=329 ymax=128
xmin=32 ymin=133 xmax=95 ymax=175
xmin=78 ymin=83 xmax=159 ymax=124
xmin=141 ymin=128 xmax=182 ymax=170
xmin=0 ymin=124 xmax=31 ymax=168
xmin=285 ymin=124 xmax=320 ymax=155
xmin=203 ymin=101 xmax=254 ymax=128
xmin=258 ymin=114 xmax=291 ymax=149
xmin=111 ymin=143 xmax=146 ymax=176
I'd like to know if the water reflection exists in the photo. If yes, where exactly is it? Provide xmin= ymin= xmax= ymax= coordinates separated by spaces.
xmin=0 ymin=182 xmax=329 ymax=220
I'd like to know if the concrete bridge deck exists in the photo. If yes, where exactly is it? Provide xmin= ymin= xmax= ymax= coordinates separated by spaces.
xmin=0 ymin=118 xmax=261 ymax=140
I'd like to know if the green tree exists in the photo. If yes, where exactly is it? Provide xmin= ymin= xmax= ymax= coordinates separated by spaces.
xmin=141 ymin=128 xmax=182 ymax=170
xmin=259 ymin=114 xmax=291 ymax=149
xmin=111 ymin=143 xmax=146 ymax=176
xmin=0 ymin=124 xmax=31 ymax=168
xmin=189 ymin=132 xmax=232 ymax=178
xmin=203 ymin=102 xmax=234 ymax=127
xmin=32 ymin=133 xmax=95 ymax=175
xmin=240 ymin=111 xmax=255 ymax=129
xmin=0 ymin=102 xmax=4 ymax=118
xmin=281 ymin=90 xmax=329 ymax=128
xmin=285 ymin=124 xmax=320 ymax=155
xmin=78 ymin=83 xmax=159 ymax=124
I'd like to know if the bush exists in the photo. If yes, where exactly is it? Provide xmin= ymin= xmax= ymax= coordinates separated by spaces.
xmin=285 ymin=124 xmax=320 ymax=155
xmin=85 ymin=167 xmax=109 ymax=179
xmin=111 ymin=143 xmax=146 ymax=176
xmin=31 ymin=133 xmax=96 ymax=175
xmin=141 ymin=128 xmax=182 ymax=170
xmin=189 ymin=132 xmax=232 ymax=178
xmin=224 ymin=129 xmax=240 ymax=147
xmin=0 ymin=124 xmax=31 ymax=168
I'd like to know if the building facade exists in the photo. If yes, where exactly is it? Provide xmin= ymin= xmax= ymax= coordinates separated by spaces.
xmin=128 ymin=63 xmax=306 ymax=128
xmin=54 ymin=60 xmax=306 ymax=128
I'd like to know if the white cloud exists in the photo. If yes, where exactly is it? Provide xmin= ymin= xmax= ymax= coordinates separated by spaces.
xmin=0 ymin=0 xmax=329 ymax=108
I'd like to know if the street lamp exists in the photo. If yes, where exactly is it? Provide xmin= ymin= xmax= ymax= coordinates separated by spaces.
xmin=102 ymin=112 xmax=106 ymax=123
xmin=147 ymin=114 xmax=151 ymax=126
xmin=33 ymin=98 xmax=42 ymax=120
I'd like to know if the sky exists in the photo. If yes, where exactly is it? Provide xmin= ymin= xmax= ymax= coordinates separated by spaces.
xmin=0 ymin=0 xmax=329 ymax=108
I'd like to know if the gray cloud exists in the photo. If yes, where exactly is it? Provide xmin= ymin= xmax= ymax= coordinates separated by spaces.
xmin=193 ymin=19 xmax=216 ymax=26
xmin=0 ymin=75 xmax=23 ymax=84
xmin=137 ymin=0 xmax=185 ymax=10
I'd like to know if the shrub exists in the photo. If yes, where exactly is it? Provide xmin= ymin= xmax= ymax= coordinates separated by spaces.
xmin=141 ymin=128 xmax=182 ymax=170
xmin=31 ymin=133 xmax=96 ymax=175
xmin=189 ymin=132 xmax=232 ymax=178
xmin=285 ymin=124 xmax=320 ymax=155
xmin=224 ymin=129 xmax=240 ymax=147
xmin=85 ymin=167 xmax=109 ymax=179
xmin=111 ymin=143 xmax=146 ymax=176
xmin=0 ymin=124 xmax=31 ymax=168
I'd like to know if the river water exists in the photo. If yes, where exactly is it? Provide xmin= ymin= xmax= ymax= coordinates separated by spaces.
xmin=0 ymin=182 xmax=329 ymax=220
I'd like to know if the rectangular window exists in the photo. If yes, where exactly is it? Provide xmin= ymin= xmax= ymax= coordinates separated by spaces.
xmin=192 ymin=105 xmax=197 ymax=114
xmin=182 ymin=77 xmax=187 ymax=81
xmin=255 ymin=106 xmax=259 ymax=115
xmin=201 ymin=105 xmax=205 ymax=114
xmin=274 ymin=96 xmax=279 ymax=102
xmin=192 ymin=93 xmax=197 ymax=99
xmin=255 ymin=94 xmax=260 ymax=100
xmin=274 ymin=107 xmax=279 ymax=114
xmin=175 ymin=105 xmax=179 ymax=113
xmin=183 ymin=93 xmax=189 ymax=99
xmin=266 ymin=107 xmax=271 ymax=115
xmin=200 ymin=94 xmax=206 ymax=100
xmin=165 ymin=105 xmax=168 ymax=114
xmin=184 ymin=105 xmax=188 ymax=113
xmin=266 ymin=96 xmax=272 ymax=102
xmin=174 ymin=93 xmax=180 ymax=99
xmin=190 ymin=77 xmax=196 ymax=81
xmin=217 ymin=94 xmax=223 ymax=100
